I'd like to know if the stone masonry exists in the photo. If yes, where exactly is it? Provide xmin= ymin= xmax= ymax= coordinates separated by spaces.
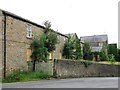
xmin=53 ymin=35 xmax=67 ymax=59
xmin=54 ymin=59 xmax=119 ymax=78
xmin=6 ymin=16 xmax=44 ymax=75
xmin=0 ymin=9 xmax=68 ymax=77
xmin=0 ymin=9 xmax=45 ymax=76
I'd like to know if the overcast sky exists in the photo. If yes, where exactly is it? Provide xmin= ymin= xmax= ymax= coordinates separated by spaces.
xmin=0 ymin=0 xmax=119 ymax=44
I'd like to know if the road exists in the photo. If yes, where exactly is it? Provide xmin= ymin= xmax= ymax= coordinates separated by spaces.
xmin=2 ymin=77 xmax=119 ymax=88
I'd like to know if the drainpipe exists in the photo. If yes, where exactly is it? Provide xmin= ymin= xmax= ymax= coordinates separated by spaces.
xmin=3 ymin=12 xmax=6 ymax=79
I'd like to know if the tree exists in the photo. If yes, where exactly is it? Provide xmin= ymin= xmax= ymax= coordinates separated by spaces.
xmin=43 ymin=20 xmax=59 ymax=53
xmin=30 ymin=20 xmax=59 ymax=71
xmin=108 ymin=44 xmax=117 ymax=61
xmin=62 ymin=36 xmax=81 ymax=60
xmin=83 ymin=42 xmax=92 ymax=60
xmin=43 ymin=20 xmax=51 ymax=32
xmin=31 ymin=34 xmax=48 ymax=71
xmin=108 ymin=54 xmax=115 ymax=64
xmin=100 ymin=45 xmax=108 ymax=61
xmin=45 ymin=31 xmax=58 ymax=52
xmin=62 ymin=36 xmax=74 ymax=59
xmin=73 ymin=39 xmax=81 ymax=60
xmin=117 ymin=48 xmax=120 ymax=61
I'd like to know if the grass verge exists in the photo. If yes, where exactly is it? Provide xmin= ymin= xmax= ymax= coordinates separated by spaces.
xmin=2 ymin=71 xmax=51 ymax=83
xmin=80 ymin=59 xmax=120 ymax=65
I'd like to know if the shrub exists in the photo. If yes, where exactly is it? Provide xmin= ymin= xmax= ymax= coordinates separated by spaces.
xmin=80 ymin=60 xmax=92 ymax=68
xmin=2 ymin=70 xmax=51 ymax=83
xmin=100 ymin=45 xmax=108 ymax=61
xmin=108 ymin=44 xmax=117 ymax=61
xmin=83 ymin=42 xmax=93 ymax=60
xmin=108 ymin=54 xmax=116 ymax=64
xmin=2 ymin=70 xmax=22 ymax=83
xmin=117 ymin=49 xmax=120 ymax=61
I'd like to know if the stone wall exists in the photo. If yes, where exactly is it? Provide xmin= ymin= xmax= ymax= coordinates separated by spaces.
xmin=28 ymin=61 xmax=53 ymax=76
xmin=5 ymin=16 xmax=44 ymax=75
xmin=54 ymin=59 xmax=119 ymax=78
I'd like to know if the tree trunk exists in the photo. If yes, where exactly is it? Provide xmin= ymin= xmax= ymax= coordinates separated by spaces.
xmin=33 ymin=59 xmax=36 ymax=72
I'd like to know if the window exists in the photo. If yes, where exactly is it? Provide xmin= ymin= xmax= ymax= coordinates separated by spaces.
xmin=60 ymin=50 xmax=62 ymax=59
xmin=49 ymin=52 xmax=53 ymax=60
xmin=27 ymin=24 xmax=32 ymax=38
xmin=27 ymin=48 xmax=32 ymax=61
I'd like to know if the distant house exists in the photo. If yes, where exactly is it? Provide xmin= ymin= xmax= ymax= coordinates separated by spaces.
xmin=80 ymin=34 xmax=108 ymax=52
xmin=0 ymin=9 xmax=68 ymax=77
xmin=80 ymin=34 xmax=108 ymax=60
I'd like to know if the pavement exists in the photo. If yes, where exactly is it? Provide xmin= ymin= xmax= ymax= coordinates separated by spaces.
xmin=2 ymin=77 xmax=119 ymax=88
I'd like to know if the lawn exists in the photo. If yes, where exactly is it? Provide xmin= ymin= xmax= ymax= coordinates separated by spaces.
xmin=80 ymin=59 xmax=120 ymax=65
xmin=97 ymin=61 xmax=120 ymax=65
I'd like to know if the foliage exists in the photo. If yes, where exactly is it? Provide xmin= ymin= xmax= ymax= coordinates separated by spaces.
xmin=45 ymin=31 xmax=59 ymax=52
xmin=92 ymin=52 xmax=100 ymax=61
xmin=117 ymin=48 xmax=120 ymax=61
xmin=80 ymin=60 xmax=92 ymax=68
xmin=73 ymin=39 xmax=81 ymax=60
xmin=43 ymin=20 xmax=51 ymax=33
xmin=31 ymin=21 xmax=58 ymax=71
xmin=31 ymin=34 xmax=48 ymax=62
xmin=2 ymin=70 xmax=51 ymax=83
xmin=100 ymin=45 xmax=108 ymax=61
xmin=31 ymin=34 xmax=49 ymax=71
xmin=62 ymin=36 xmax=74 ymax=59
xmin=3 ymin=70 xmax=22 ymax=82
xmin=107 ymin=54 xmax=116 ymax=64
xmin=43 ymin=20 xmax=59 ymax=52
xmin=83 ymin=42 xmax=93 ymax=60
xmin=108 ymin=44 xmax=117 ymax=61
xmin=63 ymin=36 xmax=82 ymax=60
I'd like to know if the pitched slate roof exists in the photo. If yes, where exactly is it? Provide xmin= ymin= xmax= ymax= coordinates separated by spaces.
xmin=80 ymin=34 xmax=108 ymax=43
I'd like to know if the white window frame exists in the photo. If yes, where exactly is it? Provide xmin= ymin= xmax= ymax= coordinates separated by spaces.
xmin=27 ymin=24 xmax=32 ymax=38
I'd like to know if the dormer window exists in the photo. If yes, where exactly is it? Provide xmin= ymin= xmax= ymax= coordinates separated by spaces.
xmin=27 ymin=24 xmax=32 ymax=38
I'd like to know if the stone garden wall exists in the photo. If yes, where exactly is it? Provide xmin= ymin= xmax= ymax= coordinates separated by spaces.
xmin=29 ymin=59 xmax=119 ymax=78
xmin=54 ymin=59 xmax=119 ymax=78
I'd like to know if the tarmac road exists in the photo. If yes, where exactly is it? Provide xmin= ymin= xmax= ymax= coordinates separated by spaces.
xmin=2 ymin=77 xmax=119 ymax=88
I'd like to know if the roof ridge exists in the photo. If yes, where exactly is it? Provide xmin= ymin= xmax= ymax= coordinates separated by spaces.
xmin=0 ymin=9 xmax=68 ymax=38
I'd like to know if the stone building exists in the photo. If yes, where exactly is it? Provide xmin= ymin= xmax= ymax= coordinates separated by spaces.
xmin=49 ymin=31 xmax=68 ymax=60
xmin=0 ymin=9 xmax=68 ymax=77
xmin=80 ymin=34 xmax=108 ymax=61
xmin=80 ymin=34 xmax=108 ymax=52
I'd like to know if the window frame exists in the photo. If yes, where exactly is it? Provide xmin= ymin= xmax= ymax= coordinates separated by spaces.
xmin=26 ymin=24 xmax=32 ymax=39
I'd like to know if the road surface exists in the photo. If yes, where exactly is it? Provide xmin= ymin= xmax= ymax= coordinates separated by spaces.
xmin=2 ymin=77 xmax=119 ymax=88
